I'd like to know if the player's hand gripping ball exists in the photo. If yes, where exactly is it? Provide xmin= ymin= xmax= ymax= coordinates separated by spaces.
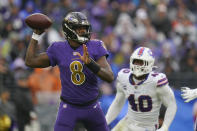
xmin=25 ymin=13 xmax=52 ymax=30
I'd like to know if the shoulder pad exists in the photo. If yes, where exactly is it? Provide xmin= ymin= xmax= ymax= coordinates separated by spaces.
xmin=50 ymin=41 xmax=64 ymax=47
xmin=90 ymin=39 xmax=106 ymax=48
xmin=48 ymin=42 xmax=57 ymax=49
xmin=117 ymin=68 xmax=131 ymax=81
xmin=155 ymin=73 xmax=168 ymax=87
xmin=90 ymin=39 xmax=103 ymax=43
xmin=118 ymin=68 xmax=131 ymax=76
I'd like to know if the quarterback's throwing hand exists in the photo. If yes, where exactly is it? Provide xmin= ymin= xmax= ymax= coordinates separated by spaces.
xmin=181 ymin=87 xmax=197 ymax=102
xmin=33 ymin=29 xmax=45 ymax=35
xmin=74 ymin=44 xmax=91 ymax=64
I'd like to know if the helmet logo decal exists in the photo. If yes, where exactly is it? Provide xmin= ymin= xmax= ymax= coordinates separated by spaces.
xmin=69 ymin=17 xmax=78 ymax=23
xmin=137 ymin=47 xmax=145 ymax=56
xmin=65 ymin=15 xmax=78 ymax=23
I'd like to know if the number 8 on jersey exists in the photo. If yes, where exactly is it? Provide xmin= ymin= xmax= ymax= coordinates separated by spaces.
xmin=70 ymin=61 xmax=85 ymax=85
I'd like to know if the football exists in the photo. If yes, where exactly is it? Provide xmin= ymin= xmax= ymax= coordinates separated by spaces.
xmin=25 ymin=13 xmax=52 ymax=30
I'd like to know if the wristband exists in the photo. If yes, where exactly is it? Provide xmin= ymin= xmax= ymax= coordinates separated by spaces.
xmin=85 ymin=58 xmax=101 ymax=74
xmin=32 ymin=32 xmax=41 ymax=41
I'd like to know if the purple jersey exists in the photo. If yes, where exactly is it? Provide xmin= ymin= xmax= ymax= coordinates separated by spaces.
xmin=47 ymin=40 xmax=109 ymax=104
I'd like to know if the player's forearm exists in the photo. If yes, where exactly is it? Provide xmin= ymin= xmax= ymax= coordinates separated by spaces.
xmin=159 ymin=87 xmax=177 ymax=130
xmin=106 ymin=92 xmax=125 ymax=124
xmin=162 ymin=101 xmax=177 ymax=130
xmin=97 ymin=68 xmax=114 ymax=83
xmin=25 ymin=39 xmax=50 ymax=68
xmin=157 ymin=85 xmax=177 ymax=130
xmin=25 ymin=39 xmax=40 ymax=67
xmin=85 ymin=58 xmax=114 ymax=82
xmin=106 ymin=100 xmax=123 ymax=124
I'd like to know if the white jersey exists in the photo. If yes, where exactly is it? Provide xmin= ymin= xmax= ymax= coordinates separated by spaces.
xmin=117 ymin=68 xmax=169 ymax=128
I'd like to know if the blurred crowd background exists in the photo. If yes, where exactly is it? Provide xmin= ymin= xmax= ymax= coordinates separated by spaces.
xmin=0 ymin=0 xmax=197 ymax=131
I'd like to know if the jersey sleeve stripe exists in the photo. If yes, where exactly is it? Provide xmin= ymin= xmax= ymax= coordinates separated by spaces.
xmin=157 ymin=81 xmax=168 ymax=87
xmin=157 ymin=78 xmax=167 ymax=83
xmin=157 ymin=79 xmax=168 ymax=85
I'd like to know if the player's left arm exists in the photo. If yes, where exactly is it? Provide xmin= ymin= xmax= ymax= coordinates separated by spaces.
xmin=74 ymin=44 xmax=114 ymax=83
xmin=105 ymin=81 xmax=126 ymax=125
xmin=156 ymin=84 xmax=177 ymax=131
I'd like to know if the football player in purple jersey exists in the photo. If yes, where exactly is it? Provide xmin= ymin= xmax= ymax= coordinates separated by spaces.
xmin=25 ymin=12 xmax=114 ymax=131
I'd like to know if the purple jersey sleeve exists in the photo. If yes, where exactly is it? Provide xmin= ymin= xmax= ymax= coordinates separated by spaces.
xmin=92 ymin=40 xmax=109 ymax=61
xmin=46 ymin=43 xmax=58 ymax=67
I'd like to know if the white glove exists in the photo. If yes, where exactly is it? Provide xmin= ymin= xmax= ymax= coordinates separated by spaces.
xmin=156 ymin=124 xmax=168 ymax=131
xmin=181 ymin=87 xmax=197 ymax=103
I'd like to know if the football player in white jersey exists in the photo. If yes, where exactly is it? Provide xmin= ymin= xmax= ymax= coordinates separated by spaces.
xmin=105 ymin=47 xmax=177 ymax=131
xmin=181 ymin=87 xmax=197 ymax=131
